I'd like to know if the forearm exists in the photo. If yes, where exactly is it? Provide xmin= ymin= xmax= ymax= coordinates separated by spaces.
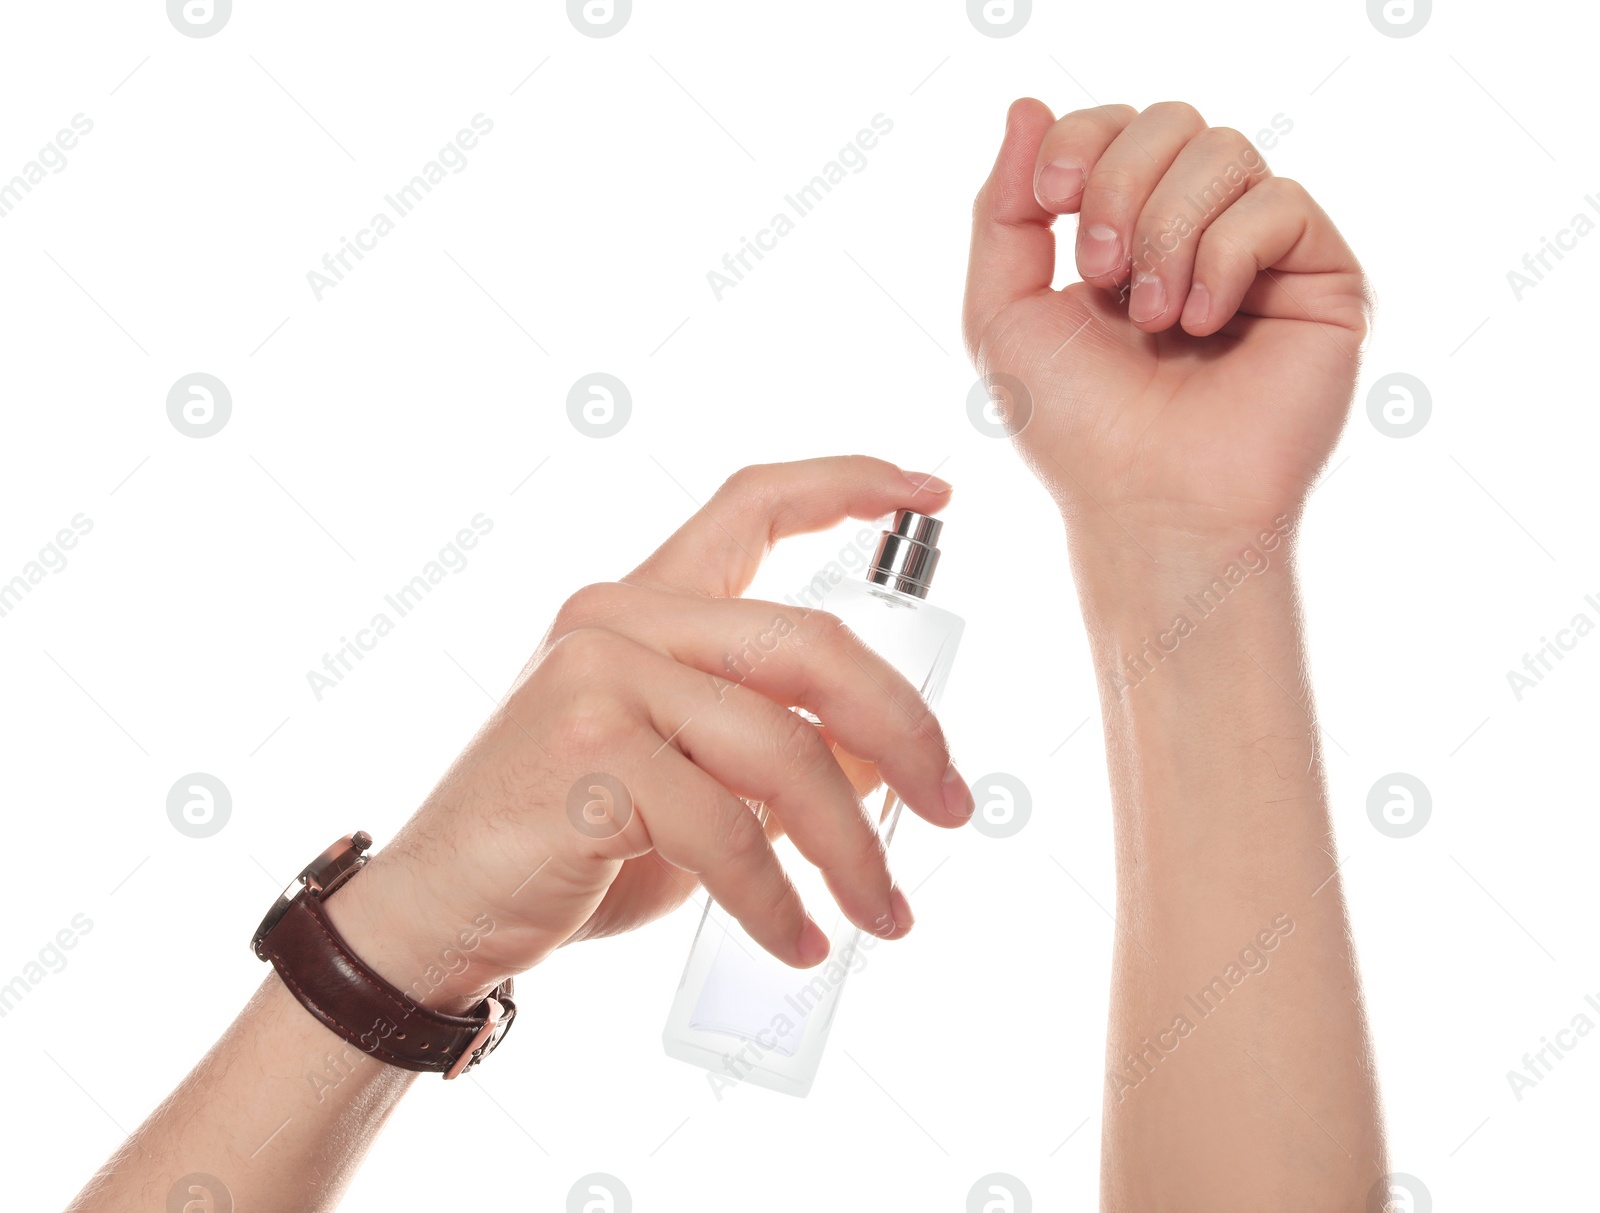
xmin=64 ymin=974 xmax=414 ymax=1213
xmin=63 ymin=863 xmax=484 ymax=1213
xmin=1074 ymin=522 xmax=1386 ymax=1211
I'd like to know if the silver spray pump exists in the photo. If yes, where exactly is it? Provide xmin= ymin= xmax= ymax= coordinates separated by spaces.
xmin=866 ymin=509 xmax=942 ymax=599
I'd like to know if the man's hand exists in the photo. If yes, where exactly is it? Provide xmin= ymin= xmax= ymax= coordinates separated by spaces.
xmin=965 ymin=98 xmax=1369 ymax=547
xmin=326 ymin=457 xmax=974 ymax=1013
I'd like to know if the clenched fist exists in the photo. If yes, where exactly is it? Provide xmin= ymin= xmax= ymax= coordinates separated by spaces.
xmin=964 ymin=99 xmax=1370 ymax=550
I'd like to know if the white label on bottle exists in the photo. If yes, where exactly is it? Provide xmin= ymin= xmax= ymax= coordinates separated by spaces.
xmin=689 ymin=933 xmax=825 ymax=1057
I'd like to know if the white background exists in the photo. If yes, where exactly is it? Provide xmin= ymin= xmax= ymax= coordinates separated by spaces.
xmin=2 ymin=1 xmax=1595 ymax=1209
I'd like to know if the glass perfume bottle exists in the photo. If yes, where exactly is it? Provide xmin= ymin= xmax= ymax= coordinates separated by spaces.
xmin=661 ymin=510 xmax=964 ymax=1097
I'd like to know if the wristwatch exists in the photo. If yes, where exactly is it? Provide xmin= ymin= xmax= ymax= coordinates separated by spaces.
xmin=251 ymin=831 xmax=516 ymax=1078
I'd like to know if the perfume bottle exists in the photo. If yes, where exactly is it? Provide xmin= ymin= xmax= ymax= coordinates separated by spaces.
xmin=662 ymin=510 xmax=964 ymax=1097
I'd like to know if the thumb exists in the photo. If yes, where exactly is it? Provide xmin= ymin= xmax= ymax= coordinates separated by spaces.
xmin=963 ymin=97 xmax=1058 ymax=358
xmin=626 ymin=456 xmax=952 ymax=598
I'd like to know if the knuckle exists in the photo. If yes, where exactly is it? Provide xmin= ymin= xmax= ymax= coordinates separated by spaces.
xmin=1066 ymin=102 xmax=1137 ymax=129
xmin=544 ymin=626 xmax=622 ymax=683
xmin=752 ymin=867 xmax=800 ymax=928
xmin=795 ymin=608 xmax=847 ymax=652
xmin=1262 ymin=175 xmax=1308 ymax=206
xmin=791 ymin=608 xmax=854 ymax=701
xmin=546 ymin=687 xmax=628 ymax=758
xmin=1082 ymin=166 xmax=1143 ymax=209
xmin=718 ymin=463 xmax=775 ymax=503
xmin=1198 ymin=125 xmax=1251 ymax=155
xmin=1144 ymin=100 xmax=1205 ymax=130
xmin=844 ymin=818 xmax=889 ymax=872
xmin=553 ymin=581 xmax=628 ymax=631
xmin=1051 ymin=106 xmax=1128 ymax=151
xmin=773 ymin=707 xmax=826 ymax=778
xmin=1346 ymin=303 xmax=1372 ymax=345
xmin=902 ymin=696 xmax=949 ymax=757
xmin=1198 ymin=227 xmax=1255 ymax=273
xmin=972 ymin=177 xmax=998 ymax=223
xmin=712 ymin=463 xmax=783 ymax=535
xmin=1202 ymin=126 xmax=1270 ymax=179
xmin=1133 ymin=209 xmax=1196 ymax=263
xmin=716 ymin=801 xmax=769 ymax=867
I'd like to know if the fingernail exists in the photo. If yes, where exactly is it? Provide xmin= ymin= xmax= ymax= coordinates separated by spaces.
xmin=1180 ymin=283 xmax=1211 ymax=330
xmin=1078 ymin=224 xmax=1122 ymax=278
xmin=889 ymin=884 xmax=915 ymax=935
xmin=904 ymin=470 xmax=952 ymax=495
xmin=797 ymin=917 xmax=830 ymax=966
xmin=1128 ymin=272 xmax=1167 ymax=323
xmin=1036 ymin=160 xmax=1083 ymax=207
xmin=943 ymin=761 xmax=975 ymax=820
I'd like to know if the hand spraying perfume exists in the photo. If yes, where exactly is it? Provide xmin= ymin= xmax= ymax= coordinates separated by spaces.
xmin=662 ymin=509 xmax=964 ymax=1097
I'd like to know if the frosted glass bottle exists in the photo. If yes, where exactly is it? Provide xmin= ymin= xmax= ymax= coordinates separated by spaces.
xmin=662 ymin=511 xmax=963 ymax=1097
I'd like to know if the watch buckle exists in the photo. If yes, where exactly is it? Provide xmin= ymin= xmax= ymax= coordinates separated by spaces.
xmin=444 ymin=995 xmax=507 ymax=1080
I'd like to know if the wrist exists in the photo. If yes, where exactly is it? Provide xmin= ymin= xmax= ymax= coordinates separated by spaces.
xmin=1065 ymin=504 xmax=1301 ymax=608
xmin=1062 ymin=512 xmax=1306 ymax=696
xmin=321 ymin=854 xmax=506 ymax=1016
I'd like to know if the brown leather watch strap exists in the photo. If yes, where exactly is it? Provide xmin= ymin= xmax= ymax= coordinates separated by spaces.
xmin=259 ymin=892 xmax=515 ymax=1076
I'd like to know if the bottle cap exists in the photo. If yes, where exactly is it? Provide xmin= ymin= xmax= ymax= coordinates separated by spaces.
xmin=866 ymin=510 xmax=942 ymax=599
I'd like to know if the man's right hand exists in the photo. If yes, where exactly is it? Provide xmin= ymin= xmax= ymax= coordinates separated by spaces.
xmin=964 ymin=98 xmax=1370 ymax=551
xmin=325 ymin=457 xmax=975 ymax=1013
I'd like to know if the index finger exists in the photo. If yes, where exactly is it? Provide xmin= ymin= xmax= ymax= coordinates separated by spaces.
xmin=627 ymin=456 xmax=952 ymax=597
